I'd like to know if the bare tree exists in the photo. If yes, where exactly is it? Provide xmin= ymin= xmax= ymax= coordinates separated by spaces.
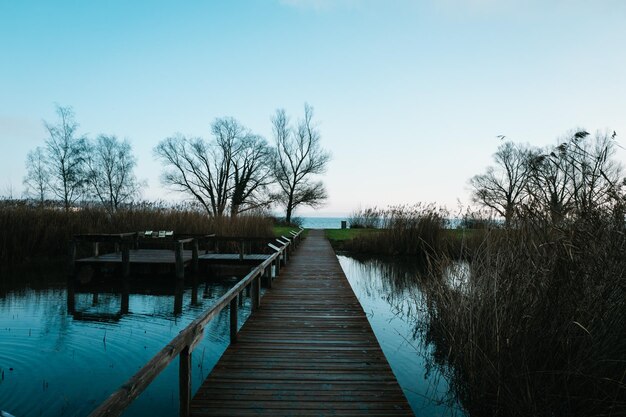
xmin=525 ymin=145 xmax=573 ymax=225
xmin=23 ymin=146 xmax=48 ymax=205
xmin=85 ymin=135 xmax=141 ymax=213
xmin=470 ymin=142 xmax=529 ymax=227
xmin=44 ymin=105 xmax=88 ymax=211
xmin=230 ymin=133 xmax=273 ymax=216
xmin=271 ymin=104 xmax=331 ymax=223
xmin=155 ymin=117 xmax=270 ymax=217
xmin=563 ymin=130 xmax=622 ymax=216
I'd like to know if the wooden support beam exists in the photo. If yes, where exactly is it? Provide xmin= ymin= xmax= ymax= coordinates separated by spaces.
xmin=68 ymin=240 xmax=76 ymax=277
xmin=251 ymin=276 xmax=260 ymax=311
xmin=230 ymin=297 xmax=238 ymax=344
xmin=175 ymin=242 xmax=184 ymax=280
xmin=179 ymin=346 xmax=191 ymax=417
xmin=192 ymin=239 xmax=199 ymax=273
xmin=121 ymin=243 xmax=130 ymax=278
xmin=264 ymin=266 xmax=272 ymax=289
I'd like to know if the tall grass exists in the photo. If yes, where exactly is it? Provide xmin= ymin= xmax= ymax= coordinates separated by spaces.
xmin=423 ymin=208 xmax=626 ymax=416
xmin=0 ymin=200 xmax=273 ymax=268
xmin=345 ymin=204 xmax=448 ymax=264
xmin=348 ymin=207 xmax=381 ymax=228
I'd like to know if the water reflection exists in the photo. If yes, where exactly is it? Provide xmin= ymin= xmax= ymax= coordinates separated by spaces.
xmin=0 ymin=268 xmax=256 ymax=417
xmin=337 ymin=254 xmax=465 ymax=416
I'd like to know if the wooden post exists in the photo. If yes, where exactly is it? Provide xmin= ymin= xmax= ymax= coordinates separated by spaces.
xmin=114 ymin=242 xmax=120 ymax=253
xmin=191 ymin=274 xmax=199 ymax=306
xmin=175 ymin=242 xmax=184 ymax=280
xmin=66 ymin=279 xmax=75 ymax=314
xmin=239 ymin=241 xmax=244 ymax=261
xmin=122 ymin=242 xmax=130 ymax=278
xmin=179 ymin=346 xmax=191 ymax=417
xmin=174 ymin=281 xmax=183 ymax=315
xmin=68 ymin=240 xmax=76 ymax=277
xmin=251 ymin=275 xmax=260 ymax=311
xmin=192 ymin=239 xmax=199 ymax=273
xmin=282 ymin=237 xmax=292 ymax=255
xmin=121 ymin=282 xmax=130 ymax=315
xmin=230 ymin=297 xmax=238 ymax=344
xmin=264 ymin=267 xmax=272 ymax=289
xmin=93 ymin=242 xmax=99 ymax=257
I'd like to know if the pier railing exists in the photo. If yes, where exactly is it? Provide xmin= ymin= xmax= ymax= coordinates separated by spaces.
xmin=86 ymin=228 xmax=303 ymax=417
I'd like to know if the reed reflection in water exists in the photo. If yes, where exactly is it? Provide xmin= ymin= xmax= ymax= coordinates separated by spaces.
xmin=337 ymin=254 xmax=465 ymax=417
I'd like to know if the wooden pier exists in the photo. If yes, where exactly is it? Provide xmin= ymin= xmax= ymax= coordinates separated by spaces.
xmin=87 ymin=229 xmax=412 ymax=417
xmin=71 ymin=233 xmax=293 ymax=280
xmin=190 ymin=230 xmax=412 ymax=416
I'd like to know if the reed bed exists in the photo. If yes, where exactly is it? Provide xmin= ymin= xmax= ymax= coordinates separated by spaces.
xmin=344 ymin=204 xmax=449 ymax=264
xmin=0 ymin=200 xmax=273 ymax=268
xmin=423 ymin=210 xmax=626 ymax=416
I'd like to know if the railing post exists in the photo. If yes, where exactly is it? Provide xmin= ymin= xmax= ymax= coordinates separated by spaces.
xmin=251 ymin=275 xmax=260 ymax=311
xmin=93 ymin=242 xmax=99 ymax=257
xmin=264 ymin=266 xmax=272 ymax=289
xmin=122 ymin=242 xmax=130 ymax=278
xmin=192 ymin=239 xmax=199 ymax=273
xmin=230 ymin=297 xmax=238 ymax=344
xmin=282 ymin=236 xmax=292 ymax=256
xmin=239 ymin=240 xmax=244 ymax=261
xmin=179 ymin=346 xmax=191 ymax=417
xmin=175 ymin=242 xmax=184 ymax=280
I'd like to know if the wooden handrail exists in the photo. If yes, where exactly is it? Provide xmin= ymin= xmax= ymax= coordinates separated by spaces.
xmin=87 ymin=229 xmax=303 ymax=417
xmin=73 ymin=232 xmax=138 ymax=243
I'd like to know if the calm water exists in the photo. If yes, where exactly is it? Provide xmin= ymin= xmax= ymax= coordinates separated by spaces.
xmin=0 ymin=256 xmax=462 ymax=417
xmin=338 ymin=256 xmax=463 ymax=416
xmin=299 ymin=216 xmax=346 ymax=229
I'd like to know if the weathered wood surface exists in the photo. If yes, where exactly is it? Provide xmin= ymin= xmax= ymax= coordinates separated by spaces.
xmin=191 ymin=230 xmax=413 ymax=416
xmin=86 ymin=231 xmax=302 ymax=417
xmin=76 ymin=249 xmax=193 ymax=265
xmin=198 ymin=254 xmax=270 ymax=262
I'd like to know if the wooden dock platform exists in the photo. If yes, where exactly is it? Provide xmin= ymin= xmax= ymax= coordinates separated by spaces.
xmin=76 ymin=249 xmax=194 ymax=265
xmin=190 ymin=230 xmax=413 ymax=416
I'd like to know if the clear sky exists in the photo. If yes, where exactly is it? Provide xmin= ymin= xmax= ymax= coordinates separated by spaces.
xmin=1 ymin=0 xmax=625 ymax=216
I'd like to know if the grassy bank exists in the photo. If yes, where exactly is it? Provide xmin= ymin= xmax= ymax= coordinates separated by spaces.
xmin=0 ymin=201 xmax=274 ymax=268
xmin=328 ymin=205 xmax=451 ymax=264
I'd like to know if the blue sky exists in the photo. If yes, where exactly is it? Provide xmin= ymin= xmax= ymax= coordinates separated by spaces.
xmin=1 ymin=0 xmax=625 ymax=216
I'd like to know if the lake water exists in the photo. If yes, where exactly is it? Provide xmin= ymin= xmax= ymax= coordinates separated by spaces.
xmin=299 ymin=216 xmax=347 ymax=229
xmin=0 ymin=256 xmax=462 ymax=417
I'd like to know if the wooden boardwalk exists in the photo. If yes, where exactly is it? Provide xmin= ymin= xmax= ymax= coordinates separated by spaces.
xmin=190 ymin=230 xmax=413 ymax=416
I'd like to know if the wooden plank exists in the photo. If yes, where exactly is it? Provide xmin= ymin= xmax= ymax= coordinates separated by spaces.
xmin=76 ymin=249 xmax=194 ymax=265
xmin=191 ymin=230 xmax=412 ymax=416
